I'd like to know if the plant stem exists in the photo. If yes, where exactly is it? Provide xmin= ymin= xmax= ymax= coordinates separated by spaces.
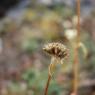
xmin=73 ymin=47 xmax=79 ymax=95
xmin=44 ymin=74 xmax=51 ymax=95
xmin=77 ymin=0 xmax=80 ymax=42
xmin=73 ymin=0 xmax=80 ymax=94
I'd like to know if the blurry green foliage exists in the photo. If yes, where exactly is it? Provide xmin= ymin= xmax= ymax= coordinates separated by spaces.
xmin=8 ymin=82 xmax=21 ymax=93
xmin=22 ymin=39 xmax=39 ymax=54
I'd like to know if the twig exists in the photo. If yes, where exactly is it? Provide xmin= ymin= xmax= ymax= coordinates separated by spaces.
xmin=73 ymin=47 xmax=79 ymax=95
xmin=44 ymin=74 xmax=51 ymax=95
xmin=73 ymin=0 xmax=80 ymax=95
xmin=77 ymin=0 xmax=80 ymax=42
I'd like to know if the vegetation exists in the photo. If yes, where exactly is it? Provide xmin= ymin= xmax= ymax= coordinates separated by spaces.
xmin=0 ymin=0 xmax=95 ymax=95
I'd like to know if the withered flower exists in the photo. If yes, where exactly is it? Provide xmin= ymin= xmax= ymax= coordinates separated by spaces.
xmin=43 ymin=42 xmax=68 ymax=59
xmin=43 ymin=42 xmax=69 ymax=76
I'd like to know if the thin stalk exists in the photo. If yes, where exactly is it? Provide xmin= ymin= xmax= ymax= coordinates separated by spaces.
xmin=73 ymin=0 xmax=80 ymax=94
xmin=73 ymin=47 xmax=79 ymax=95
xmin=44 ymin=74 xmax=51 ymax=95
xmin=77 ymin=0 xmax=80 ymax=42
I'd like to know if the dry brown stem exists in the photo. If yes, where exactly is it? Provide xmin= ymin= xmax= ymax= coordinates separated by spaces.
xmin=73 ymin=0 xmax=80 ymax=94
xmin=44 ymin=74 xmax=51 ymax=95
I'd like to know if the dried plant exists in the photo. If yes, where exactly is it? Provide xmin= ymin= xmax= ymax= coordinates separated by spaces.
xmin=43 ymin=42 xmax=69 ymax=95
xmin=72 ymin=0 xmax=80 ymax=94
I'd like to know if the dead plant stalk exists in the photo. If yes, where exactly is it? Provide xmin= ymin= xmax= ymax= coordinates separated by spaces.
xmin=73 ymin=0 xmax=80 ymax=94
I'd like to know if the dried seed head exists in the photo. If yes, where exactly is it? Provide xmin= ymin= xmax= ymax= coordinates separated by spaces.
xmin=43 ymin=42 xmax=69 ymax=59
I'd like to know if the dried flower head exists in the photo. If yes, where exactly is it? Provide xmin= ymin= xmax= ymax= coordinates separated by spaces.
xmin=43 ymin=42 xmax=69 ymax=76
xmin=43 ymin=42 xmax=68 ymax=59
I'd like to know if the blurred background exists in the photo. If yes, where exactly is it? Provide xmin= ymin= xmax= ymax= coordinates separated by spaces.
xmin=0 ymin=0 xmax=95 ymax=95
